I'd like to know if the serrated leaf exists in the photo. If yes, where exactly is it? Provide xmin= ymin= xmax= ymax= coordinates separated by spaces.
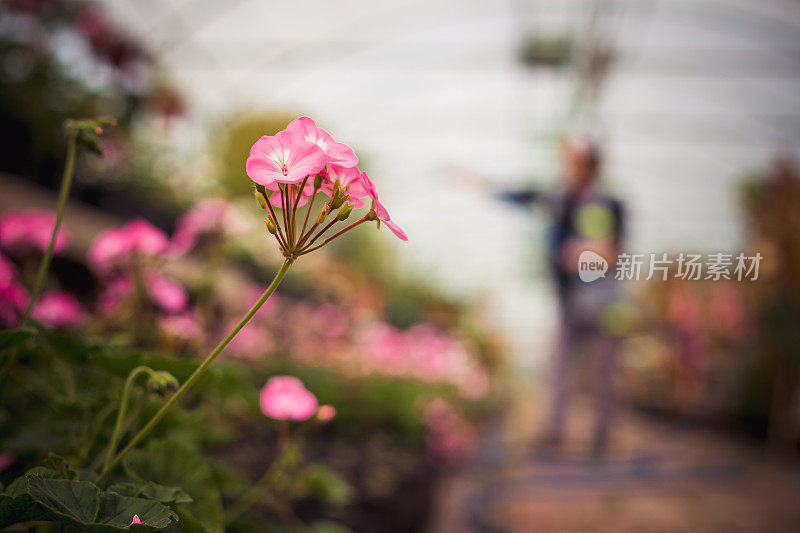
xmin=0 ymin=492 xmax=38 ymax=528
xmin=123 ymin=440 xmax=211 ymax=489
xmin=108 ymin=482 xmax=192 ymax=504
xmin=96 ymin=491 xmax=177 ymax=529
xmin=27 ymin=475 xmax=100 ymax=524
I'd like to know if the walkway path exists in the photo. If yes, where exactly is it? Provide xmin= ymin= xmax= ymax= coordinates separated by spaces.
xmin=427 ymin=383 xmax=800 ymax=533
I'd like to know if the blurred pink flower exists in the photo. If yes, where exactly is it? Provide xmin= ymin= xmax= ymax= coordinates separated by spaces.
xmin=32 ymin=291 xmax=85 ymax=328
xmin=227 ymin=321 xmax=275 ymax=359
xmin=286 ymin=116 xmax=358 ymax=168
xmin=88 ymin=219 xmax=169 ymax=273
xmin=0 ymin=210 xmax=69 ymax=254
xmin=97 ymin=271 xmax=187 ymax=314
xmin=97 ymin=276 xmax=134 ymax=313
xmin=160 ymin=311 xmax=202 ymax=341
xmin=123 ymin=515 xmax=145 ymax=529
xmin=0 ymin=451 xmax=16 ymax=473
xmin=356 ymin=172 xmax=407 ymax=241
xmin=169 ymin=198 xmax=246 ymax=256
xmin=246 ymin=129 xmax=326 ymax=186
xmin=0 ymin=253 xmax=28 ymax=328
xmin=316 ymin=404 xmax=336 ymax=423
xmin=260 ymin=376 xmax=318 ymax=421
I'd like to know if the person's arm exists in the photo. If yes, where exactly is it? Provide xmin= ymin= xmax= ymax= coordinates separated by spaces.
xmin=497 ymin=188 xmax=542 ymax=209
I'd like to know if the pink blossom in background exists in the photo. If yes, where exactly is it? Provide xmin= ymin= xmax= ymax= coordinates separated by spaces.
xmin=316 ymin=404 xmax=336 ymax=423
xmin=169 ymin=198 xmax=246 ymax=256
xmin=286 ymin=116 xmax=358 ymax=168
xmin=260 ymin=376 xmax=318 ymax=421
xmin=227 ymin=321 xmax=275 ymax=360
xmin=32 ymin=291 xmax=85 ymax=328
xmin=145 ymin=271 xmax=188 ymax=313
xmin=97 ymin=276 xmax=134 ymax=313
xmin=0 ymin=253 xmax=28 ymax=328
xmin=88 ymin=219 xmax=169 ymax=273
xmin=160 ymin=311 xmax=202 ymax=342
xmin=123 ymin=515 xmax=145 ymax=529
xmin=0 ymin=210 xmax=69 ymax=254
xmin=423 ymin=397 xmax=477 ymax=465
xmin=0 ymin=451 xmax=16 ymax=473
xmin=360 ymin=322 xmax=408 ymax=377
xmin=246 ymin=129 xmax=326 ymax=186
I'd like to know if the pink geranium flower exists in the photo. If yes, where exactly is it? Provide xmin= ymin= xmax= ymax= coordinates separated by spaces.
xmin=32 ymin=291 xmax=85 ymax=328
xmin=246 ymin=129 xmax=326 ymax=186
xmin=260 ymin=376 xmax=318 ymax=421
xmin=355 ymin=172 xmax=408 ymax=241
xmin=169 ymin=198 xmax=246 ymax=256
xmin=123 ymin=514 xmax=145 ymax=529
xmin=88 ymin=219 xmax=169 ymax=273
xmin=145 ymin=271 xmax=188 ymax=313
xmin=96 ymin=272 xmax=187 ymax=314
xmin=0 ymin=210 xmax=69 ymax=254
xmin=286 ymin=116 xmax=358 ymax=168
xmin=160 ymin=311 xmax=202 ymax=341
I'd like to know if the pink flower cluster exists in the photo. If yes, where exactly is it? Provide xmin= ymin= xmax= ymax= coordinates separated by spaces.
xmin=423 ymin=397 xmax=477 ymax=464
xmin=247 ymin=117 xmax=406 ymax=240
xmin=223 ymin=290 xmax=489 ymax=401
xmin=0 ymin=211 xmax=85 ymax=329
xmin=0 ymin=210 xmax=69 ymax=254
xmin=88 ymin=219 xmax=187 ymax=314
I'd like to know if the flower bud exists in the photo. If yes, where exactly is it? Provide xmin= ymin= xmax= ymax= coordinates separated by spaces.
xmin=336 ymin=203 xmax=353 ymax=221
xmin=254 ymin=189 xmax=267 ymax=209
xmin=316 ymin=405 xmax=336 ymax=423
xmin=264 ymin=216 xmax=277 ymax=234
xmin=146 ymin=371 xmax=179 ymax=397
xmin=316 ymin=204 xmax=331 ymax=224
xmin=314 ymin=173 xmax=324 ymax=190
xmin=331 ymin=191 xmax=349 ymax=210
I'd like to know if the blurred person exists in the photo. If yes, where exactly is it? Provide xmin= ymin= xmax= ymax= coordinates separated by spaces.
xmin=499 ymin=133 xmax=626 ymax=456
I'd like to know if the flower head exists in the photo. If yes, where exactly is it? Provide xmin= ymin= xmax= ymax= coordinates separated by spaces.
xmin=32 ymin=291 xmax=85 ymax=328
xmin=286 ymin=116 xmax=358 ymax=168
xmin=0 ymin=210 xmax=69 ymax=254
xmin=260 ymin=376 xmax=318 ymax=421
xmin=169 ymin=198 xmax=246 ymax=256
xmin=316 ymin=404 xmax=336 ymax=423
xmin=88 ymin=219 xmax=169 ymax=273
xmin=246 ymin=129 xmax=326 ymax=186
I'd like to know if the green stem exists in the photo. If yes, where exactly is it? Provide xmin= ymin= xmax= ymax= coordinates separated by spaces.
xmin=103 ymin=366 xmax=155 ymax=474
xmin=98 ymin=258 xmax=293 ymax=482
xmin=22 ymin=133 xmax=77 ymax=324
xmin=299 ymin=216 xmax=369 ymax=255
xmin=0 ymin=133 xmax=77 ymax=384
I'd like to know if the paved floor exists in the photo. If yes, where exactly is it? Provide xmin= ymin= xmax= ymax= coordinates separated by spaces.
xmin=427 ymin=384 xmax=800 ymax=533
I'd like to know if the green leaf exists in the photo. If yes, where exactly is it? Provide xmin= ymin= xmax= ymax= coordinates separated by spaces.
xmin=300 ymin=465 xmax=353 ymax=506
xmin=96 ymin=491 xmax=177 ymax=529
xmin=108 ymin=482 xmax=192 ymax=504
xmin=0 ymin=492 xmax=38 ymax=528
xmin=0 ymin=328 xmax=33 ymax=352
xmin=1 ymin=475 xmax=177 ymax=531
xmin=123 ymin=440 xmax=211 ymax=489
xmin=27 ymin=475 xmax=100 ymax=524
xmin=174 ymin=488 xmax=223 ymax=533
